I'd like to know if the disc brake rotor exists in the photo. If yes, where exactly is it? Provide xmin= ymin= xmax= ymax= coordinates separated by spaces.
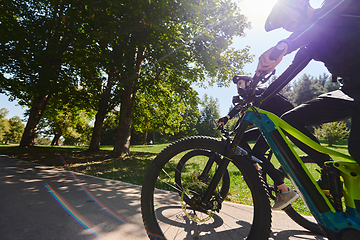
xmin=180 ymin=181 xmax=215 ymax=223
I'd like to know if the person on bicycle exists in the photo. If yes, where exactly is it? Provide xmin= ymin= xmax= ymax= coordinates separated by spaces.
xmin=217 ymin=76 xmax=299 ymax=210
xmin=257 ymin=0 xmax=360 ymax=189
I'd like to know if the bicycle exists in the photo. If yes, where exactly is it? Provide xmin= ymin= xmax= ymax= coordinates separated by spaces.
xmin=140 ymin=51 xmax=360 ymax=239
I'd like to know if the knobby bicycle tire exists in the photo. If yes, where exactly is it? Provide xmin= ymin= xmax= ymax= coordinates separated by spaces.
xmin=141 ymin=136 xmax=272 ymax=240
xmin=284 ymin=205 xmax=322 ymax=235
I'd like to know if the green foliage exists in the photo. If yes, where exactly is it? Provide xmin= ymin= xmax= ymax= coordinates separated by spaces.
xmin=0 ymin=0 xmax=92 ymax=146
xmin=100 ymin=110 xmax=119 ymax=145
xmin=35 ymin=136 xmax=52 ymax=145
xmin=0 ymin=108 xmax=10 ymax=143
xmin=314 ymin=121 xmax=350 ymax=146
xmin=292 ymin=74 xmax=323 ymax=105
xmin=85 ymin=0 xmax=252 ymax=147
xmin=38 ymin=102 xmax=95 ymax=146
xmin=0 ymin=108 xmax=24 ymax=144
xmin=0 ymin=108 xmax=8 ymax=119
xmin=0 ymin=0 xmax=80 ymax=103
xmin=197 ymin=94 xmax=220 ymax=137
xmin=62 ymin=113 xmax=94 ymax=146
xmin=1 ymin=0 xmax=253 ymax=151
xmin=280 ymin=73 xmax=339 ymax=106
xmin=132 ymin=71 xmax=200 ymax=143
xmin=4 ymin=116 xmax=24 ymax=144
xmin=226 ymin=116 xmax=240 ymax=131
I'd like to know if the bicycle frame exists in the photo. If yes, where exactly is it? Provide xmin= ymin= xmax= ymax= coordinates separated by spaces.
xmin=241 ymin=107 xmax=360 ymax=237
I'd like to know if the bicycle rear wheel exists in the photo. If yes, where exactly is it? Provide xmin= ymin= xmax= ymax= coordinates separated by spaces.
xmin=264 ymin=155 xmax=323 ymax=235
xmin=141 ymin=136 xmax=271 ymax=240
xmin=283 ymin=157 xmax=323 ymax=235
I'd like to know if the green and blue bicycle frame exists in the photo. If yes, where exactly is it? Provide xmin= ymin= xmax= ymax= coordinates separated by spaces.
xmin=240 ymin=107 xmax=360 ymax=237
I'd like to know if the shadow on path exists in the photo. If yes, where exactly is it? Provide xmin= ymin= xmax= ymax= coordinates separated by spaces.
xmin=0 ymin=156 xmax=327 ymax=240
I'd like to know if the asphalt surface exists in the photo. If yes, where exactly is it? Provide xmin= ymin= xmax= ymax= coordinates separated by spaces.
xmin=0 ymin=155 xmax=327 ymax=240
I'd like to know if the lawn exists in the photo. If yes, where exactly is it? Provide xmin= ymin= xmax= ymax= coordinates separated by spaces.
xmin=0 ymin=140 xmax=350 ymax=215
xmin=0 ymin=143 xmax=169 ymax=186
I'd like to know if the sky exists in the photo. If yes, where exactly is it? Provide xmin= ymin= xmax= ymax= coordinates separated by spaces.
xmin=0 ymin=0 xmax=328 ymax=119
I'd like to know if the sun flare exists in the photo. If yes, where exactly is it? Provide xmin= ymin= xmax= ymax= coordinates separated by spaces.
xmin=237 ymin=0 xmax=278 ymax=26
xmin=237 ymin=0 xmax=324 ymax=28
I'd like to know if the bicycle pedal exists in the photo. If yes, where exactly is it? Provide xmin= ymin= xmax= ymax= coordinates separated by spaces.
xmin=322 ymin=189 xmax=330 ymax=195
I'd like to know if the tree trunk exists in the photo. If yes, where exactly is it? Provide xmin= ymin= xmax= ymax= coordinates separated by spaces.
xmin=51 ymin=134 xmax=61 ymax=146
xmin=88 ymin=106 xmax=108 ymax=151
xmin=112 ymin=46 xmax=145 ymax=155
xmin=113 ymin=83 xmax=136 ymax=155
xmin=152 ymin=129 xmax=155 ymax=143
xmin=88 ymin=77 xmax=114 ymax=152
xmin=143 ymin=129 xmax=148 ymax=145
xmin=328 ymin=139 xmax=333 ymax=147
xmin=20 ymin=94 xmax=51 ymax=147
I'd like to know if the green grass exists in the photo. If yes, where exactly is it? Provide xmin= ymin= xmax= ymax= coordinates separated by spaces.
xmin=0 ymin=141 xmax=351 ymax=215
xmin=97 ymin=143 xmax=170 ymax=153
xmin=0 ymin=143 xmax=169 ymax=186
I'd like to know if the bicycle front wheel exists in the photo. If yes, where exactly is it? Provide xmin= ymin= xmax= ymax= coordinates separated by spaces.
xmin=141 ymin=136 xmax=271 ymax=240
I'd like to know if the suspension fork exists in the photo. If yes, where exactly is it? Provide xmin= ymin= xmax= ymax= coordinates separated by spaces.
xmin=200 ymin=120 xmax=251 ymax=204
xmin=197 ymin=152 xmax=219 ymax=181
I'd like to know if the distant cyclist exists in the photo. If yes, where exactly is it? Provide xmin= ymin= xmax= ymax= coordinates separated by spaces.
xmin=256 ymin=0 xmax=360 ymax=189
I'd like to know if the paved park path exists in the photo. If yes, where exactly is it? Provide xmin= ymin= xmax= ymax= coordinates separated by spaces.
xmin=0 ymin=155 xmax=327 ymax=240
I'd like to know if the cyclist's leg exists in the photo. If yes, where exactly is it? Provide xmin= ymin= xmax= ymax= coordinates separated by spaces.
xmin=251 ymin=137 xmax=285 ymax=187
xmin=241 ymin=117 xmax=298 ymax=208
xmin=241 ymin=127 xmax=286 ymax=188
xmin=250 ymin=134 xmax=299 ymax=209
xmin=239 ymin=127 xmax=261 ymax=149
xmin=281 ymin=96 xmax=352 ymax=167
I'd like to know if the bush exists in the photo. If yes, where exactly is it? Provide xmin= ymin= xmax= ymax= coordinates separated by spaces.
xmin=35 ymin=137 xmax=52 ymax=145
xmin=313 ymin=121 xmax=350 ymax=146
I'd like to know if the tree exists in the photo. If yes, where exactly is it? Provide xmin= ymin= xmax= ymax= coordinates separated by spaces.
xmin=173 ymin=106 xmax=200 ymax=139
xmin=314 ymin=121 xmax=350 ymax=147
xmin=291 ymin=74 xmax=321 ymax=106
xmin=110 ymin=0 xmax=252 ymax=155
xmin=324 ymin=76 xmax=340 ymax=93
xmin=37 ymin=103 xmax=94 ymax=146
xmin=67 ymin=0 xmax=252 ymax=154
xmin=1 ymin=0 xmax=252 ymax=153
xmin=0 ymin=108 xmax=10 ymax=143
xmin=35 ymin=136 xmax=52 ymax=145
xmin=0 ymin=109 xmax=24 ymax=144
xmin=132 ymin=71 xmax=200 ymax=144
xmin=0 ymin=0 xmax=84 ymax=146
xmin=99 ymin=110 xmax=119 ymax=146
xmin=280 ymin=73 xmax=337 ymax=106
xmin=4 ymin=116 xmax=24 ymax=144
xmin=62 ymin=110 xmax=94 ymax=146
xmin=197 ymin=94 xmax=220 ymax=137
